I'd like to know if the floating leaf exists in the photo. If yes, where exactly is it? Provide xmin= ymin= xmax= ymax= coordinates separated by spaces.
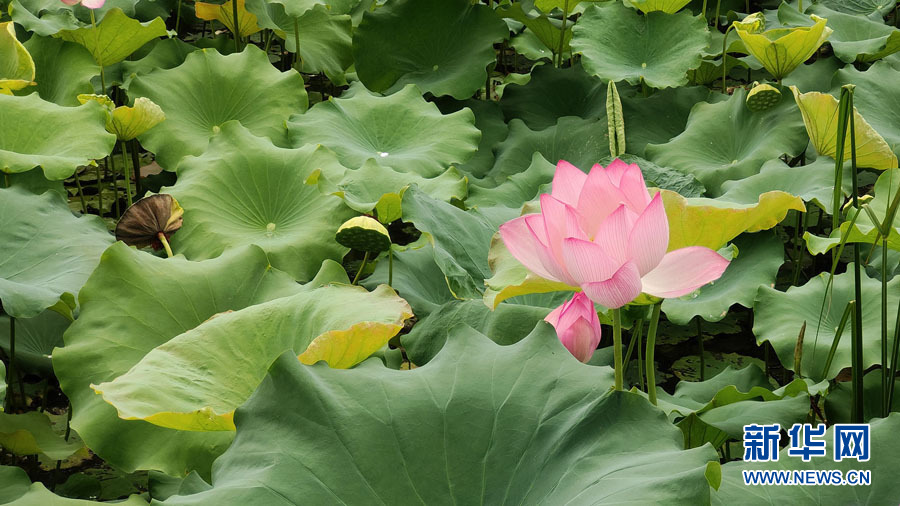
xmin=0 ymin=93 xmax=115 ymax=179
xmin=288 ymin=84 xmax=480 ymax=178
xmin=53 ymin=243 xmax=310 ymax=476
xmin=159 ymin=325 xmax=721 ymax=505
xmin=571 ymin=2 xmax=709 ymax=89
xmin=164 ymin=122 xmax=354 ymax=282
xmin=791 ymin=86 xmax=898 ymax=170
xmin=56 ymin=8 xmax=168 ymax=66
xmin=128 ymin=45 xmax=307 ymax=169
xmin=0 ymin=22 xmax=36 ymax=94
xmin=352 ymin=0 xmax=508 ymax=98
xmin=93 ymin=283 xmax=411 ymax=431
xmin=734 ymin=13 xmax=832 ymax=79
xmin=645 ymin=88 xmax=807 ymax=195
xmin=195 ymin=0 xmax=260 ymax=38
xmin=0 ymin=187 xmax=114 ymax=319
xmin=754 ymin=266 xmax=899 ymax=381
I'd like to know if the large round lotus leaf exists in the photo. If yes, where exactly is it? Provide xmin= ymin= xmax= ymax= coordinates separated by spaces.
xmin=499 ymin=3 xmax=571 ymax=62
xmin=23 ymin=36 xmax=97 ymax=106
xmin=499 ymin=63 xmax=606 ymax=130
xmin=163 ymin=122 xmax=353 ymax=281
xmin=53 ymin=243 xmax=310 ymax=476
xmin=435 ymin=97 xmax=508 ymax=180
xmin=833 ymin=62 xmax=900 ymax=158
xmin=0 ymin=464 xmax=148 ymax=505
xmin=362 ymin=242 xmax=456 ymax=318
xmin=819 ymin=0 xmax=898 ymax=16
xmin=119 ymin=38 xmax=197 ymax=88
xmin=0 ymin=188 xmax=114 ymax=319
xmin=779 ymin=4 xmax=900 ymax=63
xmin=0 ymin=94 xmax=115 ymax=179
xmin=645 ymin=88 xmax=807 ymax=196
xmin=754 ymin=267 xmax=899 ymax=381
xmin=128 ymin=45 xmax=307 ymax=170
xmin=713 ymin=414 xmax=900 ymax=505
xmin=288 ymin=84 xmax=480 ymax=178
xmin=0 ymin=309 xmax=68 ymax=374
xmin=718 ymin=158 xmax=845 ymax=211
xmin=621 ymin=86 xmax=711 ymax=157
xmin=487 ymin=116 xmax=610 ymax=187
xmin=159 ymin=324 xmax=721 ymax=505
xmin=467 ymin=153 xmax=555 ymax=208
xmin=56 ymin=8 xmax=167 ymax=66
xmin=352 ymin=0 xmax=508 ymax=99
xmin=662 ymin=232 xmax=783 ymax=325
xmin=93 ymin=283 xmax=411 ymax=432
xmin=8 ymin=0 xmax=147 ymax=36
xmin=571 ymin=2 xmax=709 ymax=89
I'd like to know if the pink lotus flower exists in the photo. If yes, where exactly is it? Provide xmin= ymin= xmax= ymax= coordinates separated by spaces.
xmin=500 ymin=159 xmax=729 ymax=308
xmin=61 ymin=0 xmax=105 ymax=8
xmin=545 ymin=292 xmax=602 ymax=363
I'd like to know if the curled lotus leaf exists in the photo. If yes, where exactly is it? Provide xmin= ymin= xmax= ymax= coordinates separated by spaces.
xmin=56 ymin=8 xmax=169 ymax=66
xmin=733 ymin=13 xmax=832 ymax=80
xmin=115 ymin=194 xmax=184 ymax=249
xmin=0 ymin=22 xmax=36 ymax=94
xmin=195 ymin=0 xmax=261 ymax=38
xmin=78 ymin=94 xmax=166 ymax=140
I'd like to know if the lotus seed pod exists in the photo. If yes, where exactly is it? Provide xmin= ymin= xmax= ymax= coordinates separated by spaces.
xmin=336 ymin=216 xmax=391 ymax=253
xmin=746 ymin=82 xmax=782 ymax=112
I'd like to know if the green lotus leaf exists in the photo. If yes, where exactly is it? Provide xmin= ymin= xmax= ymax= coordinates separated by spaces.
xmin=790 ymin=86 xmax=898 ymax=170
xmin=661 ymin=189 xmax=805 ymax=251
xmin=163 ymin=122 xmax=354 ymax=282
xmin=56 ymin=8 xmax=168 ymax=66
xmin=571 ymin=2 xmax=709 ymax=89
xmin=0 ymin=93 xmax=115 ymax=179
xmin=467 ymin=153 xmax=555 ymax=209
xmin=309 ymin=159 xmax=467 ymax=215
xmin=402 ymin=187 xmax=498 ymax=300
xmin=713 ymin=414 xmax=900 ymax=504
xmin=3 ymin=167 xmax=65 ymax=199
xmin=53 ymin=243 xmax=313 ymax=476
xmin=499 ymin=3 xmax=570 ymax=61
xmin=833 ymin=61 xmax=900 ymax=158
xmin=0 ymin=364 xmax=5 ymax=409
xmin=352 ymin=0 xmax=508 ymax=98
xmin=662 ymin=232 xmax=784 ymax=325
xmin=510 ymin=27 xmax=556 ymax=61
xmin=819 ymin=0 xmax=898 ymax=16
xmin=0 ymin=464 xmax=149 ymax=505
xmin=8 ymin=0 xmax=82 ymax=36
xmin=288 ymin=84 xmax=480 ymax=178
xmin=244 ymin=2 xmax=351 ymax=84
xmin=402 ymin=299 xmax=550 ymax=365
xmin=621 ymin=86 xmax=711 ymax=157
xmin=645 ymin=88 xmax=807 ymax=195
xmin=499 ymin=63 xmax=606 ymax=130
xmin=734 ymin=13 xmax=832 ymax=80
xmin=809 ymin=4 xmax=900 ymax=62
xmin=0 ymin=309 xmax=68 ymax=374
xmin=627 ymin=0 xmax=691 ymax=14
xmin=0 ymin=188 xmax=114 ymax=319
xmin=435 ymin=97 xmax=507 ymax=179
xmin=78 ymin=94 xmax=166 ymax=140
xmin=159 ymin=325 xmax=721 ymax=505
xmin=754 ymin=266 xmax=898 ymax=381
xmin=119 ymin=38 xmax=197 ymax=88
xmin=0 ymin=22 xmax=36 ymax=94
xmin=487 ymin=116 xmax=609 ymax=187
xmin=93 ymin=283 xmax=411 ymax=432
xmin=616 ymin=154 xmax=706 ymax=198
xmin=23 ymin=36 xmax=97 ymax=106
xmin=128 ymin=45 xmax=307 ymax=170
xmin=195 ymin=0 xmax=260 ymax=38
xmin=362 ymin=242 xmax=456 ymax=317
xmin=687 ymin=56 xmax=747 ymax=86
xmin=718 ymin=157 xmax=845 ymax=212
xmin=0 ymin=411 xmax=84 ymax=460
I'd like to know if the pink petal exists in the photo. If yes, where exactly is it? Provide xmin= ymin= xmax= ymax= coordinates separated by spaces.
xmin=604 ymin=159 xmax=631 ymax=185
xmin=81 ymin=0 xmax=105 ymax=7
xmin=576 ymin=165 xmax=624 ymax=237
xmin=551 ymin=160 xmax=587 ymax=207
xmin=60 ymin=0 xmax=80 ymax=4
xmin=499 ymin=215 xmax=558 ymax=281
xmin=591 ymin=204 xmax=634 ymax=264
xmin=580 ymin=261 xmax=643 ymax=309
xmin=627 ymin=193 xmax=668 ymax=276
xmin=545 ymin=293 xmax=602 ymax=362
xmin=641 ymin=247 xmax=730 ymax=299
xmin=617 ymin=163 xmax=652 ymax=212
xmin=561 ymin=238 xmax=621 ymax=284
xmin=539 ymin=194 xmax=586 ymax=270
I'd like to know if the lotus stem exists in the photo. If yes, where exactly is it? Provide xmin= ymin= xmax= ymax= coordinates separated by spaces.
xmin=157 ymin=232 xmax=174 ymax=258
xmin=714 ymin=0 xmax=722 ymax=27
xmin=882 ymin=237 xmax=889 ymax=416
xmin=352 ymin=251 xmax=369 ymax=285
xmin=636 ymin=319 xmax=645 ymax=391
xmin=233 ymin=0 xmax=241 ymax=52
xmin=702 ymin=0 xmax=708 ymax=21
xmin=175 ymin=0 xmax=182 ymax=34
xmin=109 ymin=148 xmax=120 ymax=217
xmin=4 ymin=316 xmax=14 ymax=412
xmin=721 ymin=25 xmax=734 ymax=94
xmin=73 ymin=171 xmax=88 ymax=213
xmin=821 ymin=301 xmax=853 ymax=380
xmin=3 ymin=173 xmax=8 ymax=188
xmin=120 ymin=141 xmax=133 ymax=207
xmin=89 ymin=9 xmax=105 ymax=95
xmin=623 ymin=318 xmax=642 ymax=369
xmin=555 ymin=0 xmax=570 ymax=68
xmin=886 ymin=294 xmax=900 ymax=409
xmin=646 ymin=302 xmax=662 ymax=404
xmin=697 ymin=318 xmax=705 ymax=381
xmin=130 ymin=139 xmax=142 ymax=198
xmin=96 ymin=163 xmax=104 ymax=216
xmin=612 ymin=307 xmax=623 ymax=391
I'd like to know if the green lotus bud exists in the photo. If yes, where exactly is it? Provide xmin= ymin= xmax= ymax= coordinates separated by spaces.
xmin=336 ymin=216 xmax=391 ymax=253
xmin=746 ymin=82 xmax=782 ymax=112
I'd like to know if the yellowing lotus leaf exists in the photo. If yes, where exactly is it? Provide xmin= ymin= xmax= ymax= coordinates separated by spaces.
xmin=56 ymin=8 xmax=168 ymax=66
xmin=790 ymin=86 xmax=898 ymax=170
xmin=732 ymin=12 xmax=765 ymax=34
xmin=661 ymin=189 xmax=806 ymax=251
xmin=735 ymin=14 xmax=832 ymax=80
xmin=627 ymin=0 xmax=691 ymax=14
xmin=195 ymin=0 xmax=261 ymax=38
xmin=0 ymin=21 xmax=35 ymax=94
xmin=108 ymin=97 xmax=166 ymax=141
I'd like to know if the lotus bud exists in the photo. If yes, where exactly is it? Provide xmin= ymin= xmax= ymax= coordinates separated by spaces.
xmin=336 ymin=216 xmax=391 ymax=253
xmin=545 ymin=293 xmax=603 ymax=363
